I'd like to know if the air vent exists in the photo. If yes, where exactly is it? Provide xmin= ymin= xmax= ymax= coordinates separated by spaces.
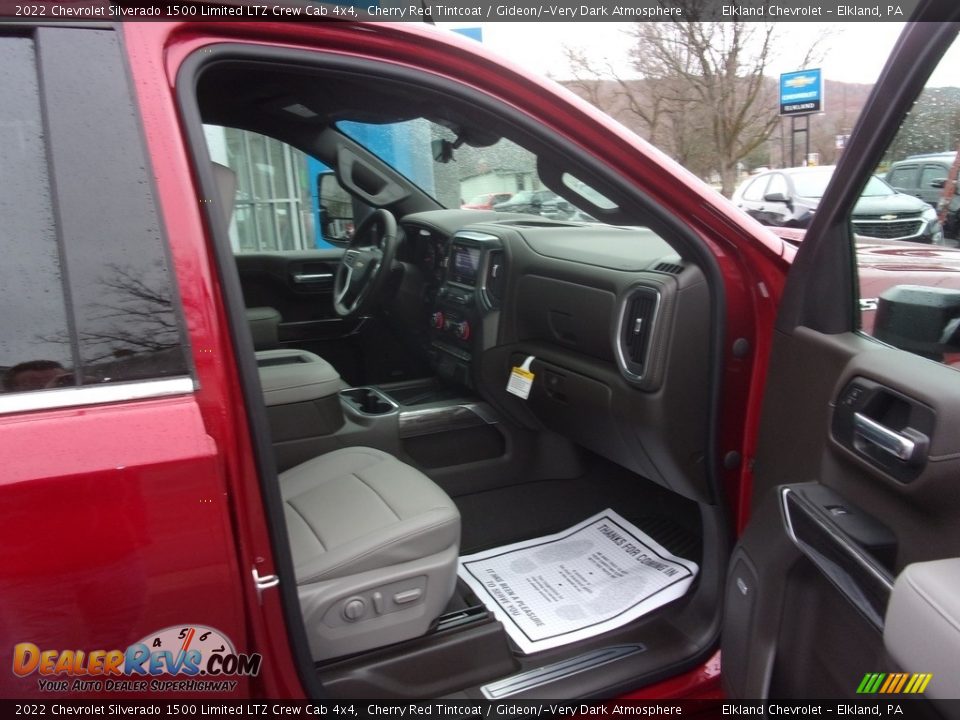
xmin=654 ymin=261 xmax=683 ymax=275
xmin=618 ymin=288 xmax=659 ymax=379
xmin=484 ymin=250 xmax=505 ymax=307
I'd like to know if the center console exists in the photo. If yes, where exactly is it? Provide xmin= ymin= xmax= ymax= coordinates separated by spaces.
xmin=429 ymin=231 xmax=504 ymax=387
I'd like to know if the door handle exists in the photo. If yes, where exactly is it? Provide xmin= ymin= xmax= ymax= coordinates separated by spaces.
xmin=853 ymin=413 xmax=923 ymax=463
xmin=293 ymin=272 xmax=333 ymax=284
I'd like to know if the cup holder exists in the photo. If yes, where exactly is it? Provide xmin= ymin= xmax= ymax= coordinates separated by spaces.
xmin=340 ymin=387 xmax=398 ymax=416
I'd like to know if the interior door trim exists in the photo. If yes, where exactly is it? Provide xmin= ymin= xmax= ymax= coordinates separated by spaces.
xmin=781 ymin=487 xmax=893 ymax=630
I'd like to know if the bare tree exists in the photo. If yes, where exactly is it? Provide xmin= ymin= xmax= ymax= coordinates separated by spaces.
xmin=564 ymin=4 xmax=824 ymax=196
xmin=563 ymin=47 xmax=667 ymax=148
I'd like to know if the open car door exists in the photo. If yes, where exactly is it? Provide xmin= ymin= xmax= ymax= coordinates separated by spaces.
xmin=722 ymin=5 xmax=960 ymax=714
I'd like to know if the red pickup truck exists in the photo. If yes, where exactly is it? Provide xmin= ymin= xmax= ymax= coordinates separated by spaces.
xmin=3 ymin=4 xmax=960 ymax=707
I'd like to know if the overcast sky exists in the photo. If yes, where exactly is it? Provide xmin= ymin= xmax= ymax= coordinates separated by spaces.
xmin=437 ymin=22 xmax=925 ymax=86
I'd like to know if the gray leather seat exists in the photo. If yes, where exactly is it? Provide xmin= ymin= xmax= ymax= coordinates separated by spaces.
xmin=256 ymin=348 xmax=344 ymax=406
xmin=281 ymin=447 xmax=460 ymax=660
xmin=213 ymin=160 xmax=460 ymax=657
xmin=246 ymin=306 xmax=282 ymax=351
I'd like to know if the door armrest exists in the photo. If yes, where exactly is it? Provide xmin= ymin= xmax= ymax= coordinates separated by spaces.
xmin=884 ymin=558 xmax=960 ymax=703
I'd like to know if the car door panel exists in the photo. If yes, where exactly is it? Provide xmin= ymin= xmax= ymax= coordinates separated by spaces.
xmin=236 ymin=250 xmax=366 ymax=342
xmin=725 ymin=324 xmax=960 ymax=699
xmin=780 ymin=483 xmax=896 ymax=628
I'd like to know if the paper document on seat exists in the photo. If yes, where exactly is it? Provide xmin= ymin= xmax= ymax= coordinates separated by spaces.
xmin=458 ymin=509 xmax=698 ymax=655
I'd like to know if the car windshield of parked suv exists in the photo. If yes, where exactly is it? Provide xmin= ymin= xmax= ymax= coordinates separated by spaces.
xmin=793 ymin=169 xmax=893 ymax=199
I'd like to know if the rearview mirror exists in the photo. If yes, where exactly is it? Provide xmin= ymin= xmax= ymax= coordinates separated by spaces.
xmin=432 ymin=138 xmax=455 ymax=164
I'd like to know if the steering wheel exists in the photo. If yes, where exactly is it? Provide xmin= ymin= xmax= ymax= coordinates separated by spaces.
xmin=333 ymin=209 xmax=398 ymax=318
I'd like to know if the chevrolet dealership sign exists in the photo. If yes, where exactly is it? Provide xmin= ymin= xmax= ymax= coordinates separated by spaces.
xmin=780 ymin=69 xmax=824 ymax=116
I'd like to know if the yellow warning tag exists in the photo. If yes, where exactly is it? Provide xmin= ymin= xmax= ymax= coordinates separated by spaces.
xmin=506 ymin=356 xmax=535 ymax=399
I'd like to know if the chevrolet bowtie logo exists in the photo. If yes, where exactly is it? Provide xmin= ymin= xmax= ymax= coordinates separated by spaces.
xmin=880 ymin=214 xmax=898 ymax=220
xmin=784 ymin=75 xmax=817 ymax=89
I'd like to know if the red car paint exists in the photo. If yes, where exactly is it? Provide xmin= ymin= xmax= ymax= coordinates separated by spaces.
xmin=462 ymin=192 xmax=514 ymax=210
xmin=771 ymin=226 xmax=960 ymax=334
xmin=2 ymin=18 xmax=801 ymax=700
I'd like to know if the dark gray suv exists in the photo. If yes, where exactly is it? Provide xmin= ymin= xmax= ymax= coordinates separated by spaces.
xmin=885 ymin=152 xmax=960 ymax=240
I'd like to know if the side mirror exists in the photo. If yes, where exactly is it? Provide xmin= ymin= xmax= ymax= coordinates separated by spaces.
xmin=763 ymin=192 xmax=791 ymax=204
xmin=929 ymin=178 xmax=947 ymax=189
xmin=317 ymin=171 xmax=355 ymax=244
xmin=873 ymin=285 xmax=960 ymax=361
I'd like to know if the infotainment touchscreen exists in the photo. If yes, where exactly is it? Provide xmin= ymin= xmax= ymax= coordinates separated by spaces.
xmin=450 ymin=245 xmax=481 ymax=285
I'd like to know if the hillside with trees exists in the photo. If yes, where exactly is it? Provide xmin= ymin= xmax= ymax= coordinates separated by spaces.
xmin=554 ymin=8 xmax=959 ymax=194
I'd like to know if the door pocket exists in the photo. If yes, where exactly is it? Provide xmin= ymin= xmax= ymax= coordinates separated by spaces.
xmin=781 ymin=485 xmax=895 ymax=630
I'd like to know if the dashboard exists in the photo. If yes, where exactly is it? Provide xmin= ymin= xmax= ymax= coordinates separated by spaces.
xmin=397 ymin=209 xmax=713 ymax=502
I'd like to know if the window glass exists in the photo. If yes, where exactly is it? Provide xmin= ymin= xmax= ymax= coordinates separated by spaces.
xmin=2 ymin=32 xmax=190 ymax=400
xmin=561 ymin=172 xmax=617 ymax=211
xmin=886 ymin=165 xmax=918 ymax=189
xmin=0 ymin=38 xmax=73 ymax=394
xmin=337 ymin=119 xmax=540 ymax=213
xmin=920 ymin=164 xmax=948 ymax=188
xmin=39 ymin=29 xmax=189 ymax=387
xmin=765 ymin=174 xmax=789 ymax=199
xmin=791 ymin=168 xmax=835 ymax=198
xmin=857 ymin=31 xmax=960 ymax=367
xmin=741 ymin=176 xmax=768 ymax=202
xmin=206 ymin=126 xmax=325 ymax=252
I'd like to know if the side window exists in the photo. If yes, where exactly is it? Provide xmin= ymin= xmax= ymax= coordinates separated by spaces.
xmin=858 ymin=32 xmax=960 ymax=366
xmin=0 ymin=37 xmax=73 ymax=393
xmin=205 ymin=125 xmax=349 ymax=251
xmin=885 ymin=165 xmax=918 ymax=190
xmin=920 ymin=163 xmax=948 ymax=189
xmin=741 ymin=176 xmax=768 ymax=202
xmin=765 ymin=174 xmax=789 ymax=199
xmin=1 ymin=32 xmax=189 ymax=401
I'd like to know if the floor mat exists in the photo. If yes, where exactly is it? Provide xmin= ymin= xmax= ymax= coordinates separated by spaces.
xmin=457 ymin=509 xmax=699 ymax=655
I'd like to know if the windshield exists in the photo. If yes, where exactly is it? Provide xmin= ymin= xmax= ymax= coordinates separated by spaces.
xmin=792 ymin=170 xmax=894 ymax=199
xmin=337 ymin=119 xmax=539 ymax=210
xmin=860 ymin=176 xmax=896 ymax=197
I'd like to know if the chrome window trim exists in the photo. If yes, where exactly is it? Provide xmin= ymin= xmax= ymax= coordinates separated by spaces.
xmin=0 ymin=377 xmax=195 ymax=416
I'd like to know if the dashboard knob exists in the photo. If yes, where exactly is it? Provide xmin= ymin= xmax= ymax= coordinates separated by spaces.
xmin=432 ymin=311 xmax=445 ymax=329
xmin=456 ymin=320 xmax=471 ymax=341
